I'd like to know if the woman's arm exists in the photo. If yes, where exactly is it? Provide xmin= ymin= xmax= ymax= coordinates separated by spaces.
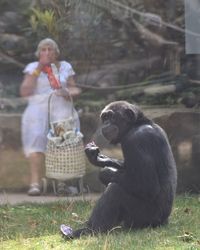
xmin=55 ymin=76 xmax=81 ymax=99
xmin=67 ymin=76 xmax=82 ymax=98
xmin=20 ymin=63 xmax=44 ymax=97
xmin=20 ymin=54 xmax=51 ymax=97
xmin=20 ymin=73 xmax=39 ymax=97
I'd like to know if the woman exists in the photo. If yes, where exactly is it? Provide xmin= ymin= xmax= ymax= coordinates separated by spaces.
xmin=20 ymin=38 xmax=81 ymax=195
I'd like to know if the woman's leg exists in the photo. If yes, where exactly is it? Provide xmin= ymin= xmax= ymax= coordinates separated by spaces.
xmin=28 ymin=152 xmax=45 ymax=195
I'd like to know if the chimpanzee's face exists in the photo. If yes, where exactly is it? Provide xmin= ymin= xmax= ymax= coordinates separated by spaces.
xmin=100 ymin=101 xmax=137 ymax=144
xmin=100 ymin=109 xmax=119 ymax=143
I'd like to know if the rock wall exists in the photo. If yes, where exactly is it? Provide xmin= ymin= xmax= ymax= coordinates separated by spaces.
xmin=0 ymin=108 xmax=200 ymax=193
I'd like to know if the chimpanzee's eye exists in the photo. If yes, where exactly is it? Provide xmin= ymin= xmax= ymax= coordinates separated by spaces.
xmin=101 ymin=110 xmax=114 ymax=122
xmin=101 ymin=113 xmax=107 ymax=121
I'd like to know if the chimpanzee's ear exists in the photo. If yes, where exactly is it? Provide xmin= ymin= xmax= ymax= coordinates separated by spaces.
xmin=124 ymin=108 xmax=137 ymax=123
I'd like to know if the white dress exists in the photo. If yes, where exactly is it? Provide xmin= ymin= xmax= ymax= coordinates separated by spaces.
xmin=21 ymin=61 xmax=80 ymax=157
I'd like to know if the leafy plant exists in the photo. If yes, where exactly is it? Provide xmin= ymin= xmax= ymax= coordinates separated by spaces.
xmin=29 ymin=8 xmax=59 ymax=40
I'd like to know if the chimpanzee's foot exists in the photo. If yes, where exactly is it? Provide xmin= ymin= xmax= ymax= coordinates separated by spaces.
xmin=72 ymin=227 xmax=95 ymax=238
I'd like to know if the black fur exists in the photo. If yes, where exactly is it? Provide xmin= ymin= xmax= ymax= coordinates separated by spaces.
xmin=72 ymin=101 xmax=177 ymax=238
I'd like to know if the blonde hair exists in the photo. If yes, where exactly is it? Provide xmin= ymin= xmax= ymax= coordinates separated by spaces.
xmin=35 ymin=38 xmax=60 ymax=58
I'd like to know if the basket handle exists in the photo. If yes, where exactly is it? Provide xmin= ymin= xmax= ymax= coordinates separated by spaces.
xmin=47 ymin=90 xmax=76 ymax=130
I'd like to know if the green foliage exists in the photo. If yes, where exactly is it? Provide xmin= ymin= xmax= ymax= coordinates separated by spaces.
xmin=29 ymin=8 xmax=59 ymax=40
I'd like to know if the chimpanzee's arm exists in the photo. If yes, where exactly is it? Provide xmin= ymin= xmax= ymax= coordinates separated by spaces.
xmin=85 ymin=142 xmax=124 ymax=169
xmin=97 ymin=154 xmax=124 ymax=169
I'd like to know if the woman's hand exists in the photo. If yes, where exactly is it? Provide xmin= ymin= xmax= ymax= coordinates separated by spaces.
xmin=55 ymin=88 xmax=71 ymax=100
xmin=67 ymin=76 xmax=81 ymax=98
xmin=38 ymin=54 xmax=51 ymax=70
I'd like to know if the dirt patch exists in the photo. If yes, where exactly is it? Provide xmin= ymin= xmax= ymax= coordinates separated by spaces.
xmin=0 ymin=148 xmax=29 ymax=190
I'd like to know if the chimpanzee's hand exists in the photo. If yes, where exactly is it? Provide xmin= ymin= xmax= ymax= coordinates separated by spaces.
xmin=85 ymin=142 xmax=124 ymax=169
xmin=85 ymin=142 xmax=101 ymax=167
xmin=85 ymin=142 xmax=110 ymax=168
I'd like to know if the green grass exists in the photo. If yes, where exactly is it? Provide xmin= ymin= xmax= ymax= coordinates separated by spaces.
xmin=0 ymin=194 xmax=200 ymax=250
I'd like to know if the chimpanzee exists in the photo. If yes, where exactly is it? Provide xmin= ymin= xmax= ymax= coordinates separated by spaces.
xmin=62 ymin=101 xmax=177 ymax=238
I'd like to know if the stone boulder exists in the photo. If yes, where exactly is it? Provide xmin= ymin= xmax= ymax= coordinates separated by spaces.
xmin=154 ymin=110 xmax=200 ymax=192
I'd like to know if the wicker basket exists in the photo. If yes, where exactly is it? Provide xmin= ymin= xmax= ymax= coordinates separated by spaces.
xmin=45 ymin=93 xmax=85 ymax=180
xmin=45 ymin=134 xmax=85 ymax=180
